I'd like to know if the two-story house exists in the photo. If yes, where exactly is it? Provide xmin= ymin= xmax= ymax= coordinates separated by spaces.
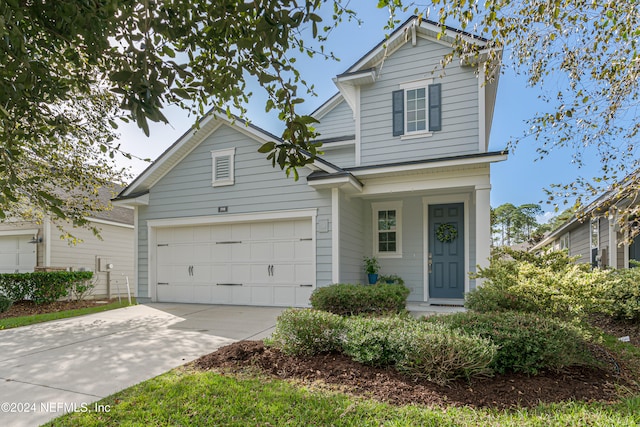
xmin=114 ymin=17 xmax=507 ymax=307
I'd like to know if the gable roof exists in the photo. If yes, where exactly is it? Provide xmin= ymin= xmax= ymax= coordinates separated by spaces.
xmin=312 ymin=15 xmax=500 ymax=144
xmin=115 ymin=112 xmax=343 ymax=201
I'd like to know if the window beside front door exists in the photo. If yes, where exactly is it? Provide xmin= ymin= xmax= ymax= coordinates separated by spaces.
xmin=372 ymin=201 xmax=402 ymax=258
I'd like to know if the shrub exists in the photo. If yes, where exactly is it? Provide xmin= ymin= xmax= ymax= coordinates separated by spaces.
xmin=467 ymin=248 xmax=610 ymax=320
xmin=310 ymin=283 xmax=410 ymax=316
xmin=391 ymin=321 xmax=496 ymax=385
xmin=601 ymin=267 xmax=640 ymax=321
xmin=0 ymin=271 xmax=94 ymax=304
xmin=266 ymin=309 xmax=345 ymax=356
xmin=341 ymin=315 xmax=410 ymax=366
xmin=424 ymin=311 xmax=596 ymax=374
xmin=0 ymin=294 xmax=12 ymax=313
xmin=342 ymin=315 xmax=496 ymax=384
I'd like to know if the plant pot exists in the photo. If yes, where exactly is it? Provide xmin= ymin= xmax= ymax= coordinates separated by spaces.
xmin=367 ymin=273 xmax=378 ymax=285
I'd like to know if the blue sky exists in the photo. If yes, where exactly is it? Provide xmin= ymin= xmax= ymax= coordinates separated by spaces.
xmin=116 ymin=6 xmax=602 ymax=220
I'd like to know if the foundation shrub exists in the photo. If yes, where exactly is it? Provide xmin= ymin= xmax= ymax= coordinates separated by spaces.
xmin=309 ymin=283 xmax=410 ymax=316
xmin=266 ymin=309 xmax=346 ymax=356
xmin=424 ymin=311 xmax=596 ymax=374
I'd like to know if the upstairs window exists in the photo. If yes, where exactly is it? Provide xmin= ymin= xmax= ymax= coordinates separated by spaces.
xmin=392 ymin=79 xmax=441 ymax=137
xmin=211 ymin=148 xmax=235 ymax=187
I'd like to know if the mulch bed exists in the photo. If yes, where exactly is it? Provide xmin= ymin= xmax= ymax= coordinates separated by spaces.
xmin=192 ymin=339 xmax=631 ymax=410
xmin=0 ymin=299 xmax=116 ymax=319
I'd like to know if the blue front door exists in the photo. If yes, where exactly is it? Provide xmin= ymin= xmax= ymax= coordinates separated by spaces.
xmin=428 ymin=203 xmax=465 ymax=299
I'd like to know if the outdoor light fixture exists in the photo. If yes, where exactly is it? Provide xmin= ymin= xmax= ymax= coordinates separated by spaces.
xmin=28 ymin=236 xmax=42 ymax=244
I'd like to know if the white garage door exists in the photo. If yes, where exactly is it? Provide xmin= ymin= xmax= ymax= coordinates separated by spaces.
xmin=0 ymin=235 xmax=37 ymax=273
xmin=155 ymin=219 xmax=314 ymax=306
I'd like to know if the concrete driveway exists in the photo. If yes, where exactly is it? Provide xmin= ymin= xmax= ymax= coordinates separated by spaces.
xmin=0 ymin=303 xmax=284 ymax=427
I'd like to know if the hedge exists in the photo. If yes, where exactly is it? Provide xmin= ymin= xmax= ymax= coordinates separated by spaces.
xmin=309 ymin=283 xmax=410 ymax=316
xmin=0 ymin=271 xmax=94 ymax=304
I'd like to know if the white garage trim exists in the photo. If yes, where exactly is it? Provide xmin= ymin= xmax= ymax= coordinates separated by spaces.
xmin=0 ymin=229 xmax=38 ymax=237
xmin=147 ymin=208 xmax=317 ymax=228
xmin=147 ymin=208 xmax=317 ymax=304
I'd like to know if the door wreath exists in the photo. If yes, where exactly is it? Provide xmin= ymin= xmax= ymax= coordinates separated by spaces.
xmin=436 ymin=223 xmax=458 ymax=243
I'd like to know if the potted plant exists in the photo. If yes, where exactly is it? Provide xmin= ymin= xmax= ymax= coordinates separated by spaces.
xmin=379 ymin=274 xmax=404 ymax=286
xmin=363 ymin=256 xmax=381 ymax=284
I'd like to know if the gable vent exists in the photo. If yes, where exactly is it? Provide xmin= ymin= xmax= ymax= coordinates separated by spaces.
xmin=215 ymin=155 xmax=231 ymax=180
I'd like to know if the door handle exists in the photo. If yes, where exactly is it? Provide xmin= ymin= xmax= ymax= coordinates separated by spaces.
xmin=428 ymin=253 xmax=433 ymax=274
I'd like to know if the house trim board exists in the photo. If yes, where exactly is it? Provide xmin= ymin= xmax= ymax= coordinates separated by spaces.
xmin=422 ymin=193 xmax=471 ymax=303
xmin=0 ymin=229 xmax=39 ymax=237
xmin=478 ymin=64 xmax=487 ymax=152
xmin=146 ymin=208 xmax=318 ymax=302
xmin=332 ymin=188 xmax=340 ymax=283
xmin=87 ymin=217 xmax=136 ymax=229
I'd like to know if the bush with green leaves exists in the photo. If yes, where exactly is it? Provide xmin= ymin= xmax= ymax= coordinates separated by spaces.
xmin=341 ymin=315 xmax=410 ymax=366
xmin=601 ymin=266 xmax=640 ymax=321
xmin=390 ymin=320 xmax=496 ymax=384
xmin=0 ymin=293 xmax=12 ymax=313
xmin=0 ymin=271 xmax=94 ymax=304
xmin=467 ymin=248 xmax=610 ymax=320
xmin=309 ymin=283 xmax=410 ymax=316
xmin=424 ymin=311 xmax=596 ymax=374
xmin=266 ymin=309 xmax=346 ymax=356
xmin=342 ymin=315 xmax=496 ymax=384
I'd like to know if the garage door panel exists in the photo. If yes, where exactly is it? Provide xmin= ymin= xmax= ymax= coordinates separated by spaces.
xmin=157 ymin=284 xmax=194 ymax=303
xmin=295 ymin=263 xmax=314 ymax=283
xmin=211 ymin=264 xmax=231 ymax=284
xmin=231 ymin=264 xmax=251 ymax=284
xmin=192 ymin=225 xmax=212 ymax=242
xmin=191 ymin=243 xmax=211 ymax=264
xmin=191 ymin=265 xmax=211 ymax=282
xmin=231 ymin=286 xmax=251 ymax=305
xmin=274 ymin=287 xmax=295 ymax=306
xmin=231 ymin=224 xmax=251 ymax=240
xmin=273 ymin=241 xmax=295 ymax=260
xmin=192 ymin=284 xmax=212 ymax=302
xmin=232 ymin=243 xmax=251 ymax=260
xmin=294 ymin=219 xmax=312 ymax=238
xmin=250 ymin=242 xmax=273 ymax=261
xmin=273 ymin=264 xmax=295 ymax=283
xmin=251 ymin=222 xmax=273 ymax=239
xmin=294 ymin=240 xmax=312 ymax=260
xmin=250 ymin=286 xmax=273 ymax=306
xmin=212 ymin=244 xmax=232 ymax=261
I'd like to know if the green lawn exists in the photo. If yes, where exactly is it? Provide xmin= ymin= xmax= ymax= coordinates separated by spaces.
xmin=0 ymin=299 xmax=136 ymax=330
xmin=44 ymin=367 xmax=640 ymax=427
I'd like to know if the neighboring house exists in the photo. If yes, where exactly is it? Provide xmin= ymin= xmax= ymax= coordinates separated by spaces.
xmin=531 ymin=175 xmax=640 ymax=269
xmin=0 ymin=186 xmax=135 ymax=298
xmin=114 ymin=17 xmax=507 ymax=307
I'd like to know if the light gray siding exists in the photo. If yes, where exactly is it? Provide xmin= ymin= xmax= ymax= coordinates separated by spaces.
xmin=49 ymin=221 xmax=135 ymax=297
xmin=314 ymin=98 xmax=355 ymax=140
xmin=339 ymin=192 xmax=364 ymax=283
xmin=360 ymin=39 xmax=480 ymax=166
xmin=321 ymin=145 xmax=355 ymax=168
xmin=363 ymin=196 xmax=425 ymax=301
xmin=136 ymin=124 xmax=333 ymax=298
xmin=569 ymin=222 xmax=590 ymax=264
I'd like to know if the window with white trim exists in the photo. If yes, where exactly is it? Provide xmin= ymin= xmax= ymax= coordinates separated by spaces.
xmin=591 ymin=218 xmax=599 ymax=267
xmin=211 ymin=148 xmax=235 ymax=187
xmin=372 ymin=201 xmax=402 ymax=258
xmin=392 ymin=79 xmax=441 ymax=138
xmin=559 ymin=233 xmax=570 ymax=251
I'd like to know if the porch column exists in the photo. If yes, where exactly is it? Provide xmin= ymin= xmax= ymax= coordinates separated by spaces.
xmin=608 ymin=210 xmax=618 ymax=268
xmin=475 ymin=184 xmax=491 ymax=287
xmin=331 ymin=188 xmax=340 ymax=283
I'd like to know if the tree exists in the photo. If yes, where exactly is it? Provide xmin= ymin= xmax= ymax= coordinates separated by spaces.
xmin=0 ymin=0 xmax=356 ymax=226
xmin=381 ymin=0 xmax=639 ymax=239
xmin=492 ymin=203 xmax=544 ymax=247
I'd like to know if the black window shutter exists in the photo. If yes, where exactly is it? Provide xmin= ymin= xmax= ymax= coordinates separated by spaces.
xmin=428 ymin=83 xmax=441 ymax=132
xmin=392 ymin=90 xmax=404 ymax=136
